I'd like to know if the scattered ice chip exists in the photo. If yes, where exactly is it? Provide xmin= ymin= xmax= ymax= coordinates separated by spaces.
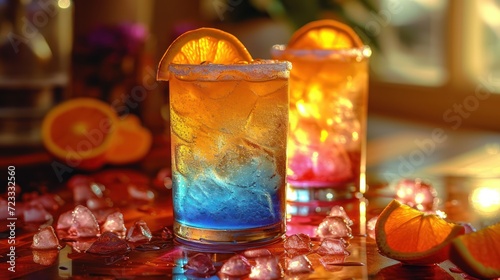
xmin=32 ymin=249 xmax=59 ymax=266
xmin=285 ymin=255 xmax=314 ymax=274
xmin=128 ymin=184 xmax=155 ymax=201
xmin=185 ymin=253 xmax=216 ymax=277
xmin=284 ymin=233 xmax=312 ymax=255
xmin=87 ymin=232 xmax=131 ymax=255
xmin=69 ymin=239 xmax=95 ymax=253
xmin=102 ymin=211 xmax=126 ymax=235
xmin=68 ymin=205 xmax=100 ymax=238
xmin=316 ymin=216 xmax=353 ymax=239
xmin=71 ymin=179 xmax=105 ymax=202
xmin=220 ymin=255 xmax=251 ymax=276
xmin=315 ymin=237 xmax=349 ymax=256
xmin=366 ymin=215 xmax=379 ymax=240
xmin=23 ymin=204 xmax=52 ymax=223
xmin=328 ymin=205 xmax=353 ymax=226
xmin=243 ymin=248 xmax=272 ymax=258
xmin=126 ymin=220 xmax=152 ymax=242
xmin=56 ymin=210 xmax=72 ymax=230
xmin=31 ymin=226 xmax=61 ymax=250
xmin=249 ymin=256 xmax=283 ymax=279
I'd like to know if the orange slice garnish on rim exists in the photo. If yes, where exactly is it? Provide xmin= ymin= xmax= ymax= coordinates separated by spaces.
xmin=157 ymin=27 xmax=253 ymax=81
xmin=287 ymin=19 xmax=363 ymax=50
xmin=375 ymin=199 xmax=465 ymax=265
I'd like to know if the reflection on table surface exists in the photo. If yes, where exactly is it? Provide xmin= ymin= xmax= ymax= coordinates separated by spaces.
xmin=1 ymin=115 xmax=499 ymax=279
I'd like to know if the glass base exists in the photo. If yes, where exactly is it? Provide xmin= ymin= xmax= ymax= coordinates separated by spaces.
xmin=287 ymin=182 xmax=359 ymax=216
xmin=173 ymin=221 xmax=285 ymax=251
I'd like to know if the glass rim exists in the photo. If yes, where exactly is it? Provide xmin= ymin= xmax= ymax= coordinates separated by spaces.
xmin=168 ymin=60 xmax=292 ymax=81
xmin=271 ymin=44 xmax=372 ymax=59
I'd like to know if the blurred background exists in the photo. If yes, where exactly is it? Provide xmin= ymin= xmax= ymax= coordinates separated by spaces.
xmin=1 ymin=0 xmax=500 ymax=151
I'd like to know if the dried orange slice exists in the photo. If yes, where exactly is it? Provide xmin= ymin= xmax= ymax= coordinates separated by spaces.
xmin=450 ymin=222 xmax=500 ymax=279
xmin=105 ymin=115 xmax=152 ymax=165
xmin=375 ymin=200 xmax=465 ymax=265
xmin=288 ymin=19 xmax=363 ymax=49
xmin=157 ymin=27 xmax=253 ymax=81
xmin=41 ymin=98 xmax=118 ymax=170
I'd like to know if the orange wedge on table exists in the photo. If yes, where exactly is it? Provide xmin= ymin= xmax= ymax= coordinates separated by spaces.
xmin=287 ymin=19 xmax=364 ymax=49
xmin=42 ymin=98 xmax=152 ymax=170
xmin=157 ymin=27 xmax=253 ymax=81
xmin=375 ymin=199 xmax=465 ymax=265
xmin=450 ymin=222 xmax=500 ymax=279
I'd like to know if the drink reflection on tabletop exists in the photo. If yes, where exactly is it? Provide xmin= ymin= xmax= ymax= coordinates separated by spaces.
xmin=1 ymin=116 xmax=499 ymax=279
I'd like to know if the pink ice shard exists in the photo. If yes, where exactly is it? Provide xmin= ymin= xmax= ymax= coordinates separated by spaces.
xmin=185 ymin=253 xmax=216 ymax=277
xmin=126 ymin=220 xmax=152 ymax=242
xmin=243 ymin=248 xmax=272 ymax=258
xmin=128 ymin=184 xmax=155 ymax=201
xmin=328 ymin=205 xmax=353 ymax=226
xmin=56 ymin=210 xmax=73 ymax=230
xmin=87 ymin=232 xmax=131 ymax=255
xmin=315 ymin=237 xmax=349 ymax=256
xmin=366 ymin=216 xmax=379 ymax=240
xmin=69 ymin=175 xmax=105 ymax=202
xmin=23 ymin=204 xmax=53 ymax=223
xmin=285 ymin=255 xmax=314 ymax=274
xmin=249 ymin=256 xmax=283 ymax=279
xmin=32 ymin=250 xmax=59 ymax=266
xmin=31 ymin=226 xmax=62 ymax=250
xmin=220 ymin=255 xmax=251 ymax=276
xmin=68 ymin=205 xmax=100 ymax=238
xmin=395 ymin=178 xmax=437 ymax=211
xmin=284 ymin=233 xmax=312 ymax=255
xmin=316 ymin=216 xmax=353 ymax=239
xmin=69 ymin=239 xmax=95 ymax=253
xmin=102 ymin=211 xmax=126 ymax=235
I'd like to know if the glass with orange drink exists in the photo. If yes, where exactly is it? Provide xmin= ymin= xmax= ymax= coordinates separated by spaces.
xmin=158 ymin=28 xmax=290 ymax=246
xmin=272 ymin=20 xmax=371 ymax=213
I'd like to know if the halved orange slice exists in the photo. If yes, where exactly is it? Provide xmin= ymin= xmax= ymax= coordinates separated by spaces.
xmin=157 ymin=27 xmax=253 ymax=81
xmin=450 ymin=222 xmax=500 ymax=279
xmin=288 ymin=19 xmax=363 ymax=50
xmin=41 ymin=98 xmax=118 ymax=170
xmin=375 ymin=199 xmax=465 ymax=265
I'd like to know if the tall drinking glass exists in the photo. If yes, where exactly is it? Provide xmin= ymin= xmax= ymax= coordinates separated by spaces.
xmin=272 ymin=44 xmax=371 ymax=214
xmin=168 ymin=60 xmax=291 ymax=246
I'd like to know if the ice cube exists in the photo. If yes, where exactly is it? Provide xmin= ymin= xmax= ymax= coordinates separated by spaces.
xmin=284 ymin=233 xmax=312 ymax=255
xmin=23 ymin=204 xmax=52 ymax=223
xmin=315 ymin=237 xmax=349 ymax=256
xmin=102 ymin=211 xmax=126 ymax=235
xmin=56 ymin=210 xmax=72 ymax=230
xmin=72 ymin=181 xmax=105 ymax=202
xmin=243 ymin=248 xmax=272 ymax=258
xmin=126 ymin=220 xmax=152 ymax=242
xmin=366 ymin=216 xmax=378 ymax=240
xmin=87 ymin=232 xmax=131 ymax=255
xmin=32 ymin=249 xmax=59 ymax=266
xmin=316 ymin=216 xmax=353 ymax=239
xmin=328 ymin=205 xmax=353 ymax=226
xmin=394 ymin=179 xmax=438 ymax=211
xmin=220 ymin=255 xmax=251 ymax=276
xmin=285 ymin=255 xmax=314 ymax=274
xmin=31 ymin=226 xmax=61 ymax=250
xmin=68 ymin=205 xmax=100 ymax=238
xmin=249 ymin=256 xmax=283 ymax=279
xmin=69 ymin=239 xmax=95 ymax=253
xmin=184 ymin=253 xmax=216 ymax=277
xmin=128 ymin=184 xmax=155 ymax=201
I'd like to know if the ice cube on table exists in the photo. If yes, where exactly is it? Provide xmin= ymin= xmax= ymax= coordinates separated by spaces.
xmin=394 ymin=178 xmax=437 ymax=211
xmin=366 ymin=216 xmax=378 ymax=240
xmin=31 ymin=226 xmax=61 ymax=250
xmin=243 ymin=248 xmax=272 ymax=258
xmin=328 ymin=205 xmax=353 ymax=226
xmin=87 ymin=232 xmax=131 ymax=255
xmin=32 ymin=249 xmax=59 ymax=266
xmin=284 ymin=233 xmax=312 ymax=255
xmin=126 ymin=220 xmax=152 ymax=242
xmin=68 ymin=205 xmax=100 ymax=238
xmin=71 ymin=181 xmax=105 ymax=202
xmin=220 ymin=255 xmax=251 ymax=276
xmin=315 ymin=237 xmax=349 ymax=256
xmin=23 ymin=204 xmax=52 ymax=223
xmin=249 ymin=256 xmax=283 ymax=279
xmin=69 ymin=239 xmax=95 ymax=253
xmin=56 ymin=210 xmax=72 ymax=230
xmin=184 ymin=253 xmax=216 ymax=277
xmin=102 ymin=211 xmax=126 ymax=235
xmin=285 ymin=255 xmax=314 ymax=274
xmin=316 ymin=216 xmax=353 ymax=239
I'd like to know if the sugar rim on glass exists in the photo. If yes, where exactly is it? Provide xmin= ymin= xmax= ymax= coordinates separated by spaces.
xmin=271 ymin=44 xmax=372 ymax=62
xmin=168 ymin=60 xmax=292 ymax=81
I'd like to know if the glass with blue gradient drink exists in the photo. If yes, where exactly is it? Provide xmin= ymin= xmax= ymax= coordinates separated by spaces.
xmin=157 ymin=28 xmax=290 ymax=246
